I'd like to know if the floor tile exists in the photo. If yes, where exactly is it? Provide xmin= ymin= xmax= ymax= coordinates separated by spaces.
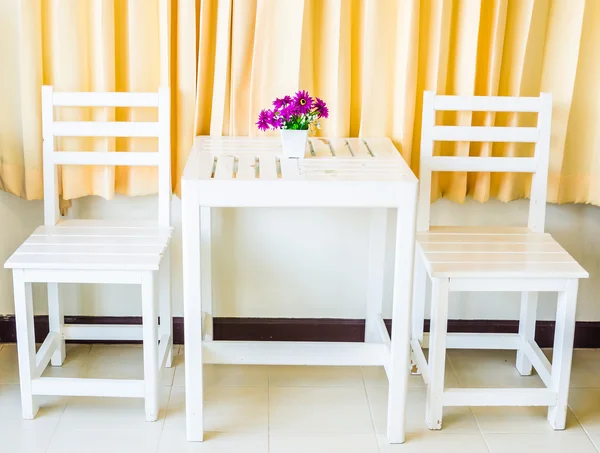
xmin=270 ymin=432 xmax=379 ymax=453
xmin=164 ymin=386 xmax=269 ymax=433
xmin=586 ymin=432 xmax=600 ymax=451
xmin=269 ymin=365 xmax=363 ymax=387
xmin=87 ymin=344 xmax=144 ymax=363
xmin=0 ymin=384 xmax=68 ymax=431
xmin=568 ymin=388 xmax=600 ymax=432
xmin=0 ymin=428 xmax=55 ymax=453
xmin=366 ymin=386 xmax=480 ymax=435
xmin=2 ymin=343 xmax=600 ymax=453
xmin=41 ymin=344 xmax=91 ymax=379
xmin=269 ymin=386 xmax=374 ymax=434
xmin=169 ymin=345 xmax=185 ymax=386
xmin=206 ymin=365 xmax=269 ymax=387
xmin=86 ymin=343 xmax=175 ymax=386
xmin=58 ymin=385 xmax=170 ymax=431
xmin=0 ymin=344 xmax=20 ymax=383
xmin=173 ymin=361 xmax=185 ymax=386
xmin=175 ymin=351 xmax=268 ymax=388
xmin=159 ymin=431 xmax=268 ymax=453
xmin=377 ymin=433 xmax=490 ymax=452
xmin=47 ymin=427 xmax=162 ymax=453
xmin=472 ymin=405 xmax=583 ymax=433
xmin=362 ymin=354 xmax=460 ymax=388
xmin=565 ymin=349 xmax=600 ymax=388
xmin=484 ymin=433 xmax=598 ymax=453
xmin=448 ymin=349 xmax=545 ymax=388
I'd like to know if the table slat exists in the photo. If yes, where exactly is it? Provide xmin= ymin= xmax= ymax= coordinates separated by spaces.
xmin=237 ymin=155 xmax=256 ymax=180
xmin=258 ymin=155 xmax=278 ymax=180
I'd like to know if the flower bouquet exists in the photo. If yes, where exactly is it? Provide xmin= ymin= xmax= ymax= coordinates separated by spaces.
xmin=256 ymin=90 xmax=328 ymax=158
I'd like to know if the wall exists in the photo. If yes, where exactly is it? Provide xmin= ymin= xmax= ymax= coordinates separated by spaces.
xmin=0 ymin=191 xmax=598 ymax=321
xmin=0 ymin=191 xmax=45 ymax=315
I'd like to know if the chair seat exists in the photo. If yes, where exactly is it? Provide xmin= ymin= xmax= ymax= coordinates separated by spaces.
xmin=417 ymin=226 xmax=588 ymax=279
xmin=4 ymin=220 xmax=173 ymax=271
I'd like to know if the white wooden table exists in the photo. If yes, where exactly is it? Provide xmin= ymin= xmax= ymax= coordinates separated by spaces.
xmin=181 ymin=136 xmax=418 ymax=443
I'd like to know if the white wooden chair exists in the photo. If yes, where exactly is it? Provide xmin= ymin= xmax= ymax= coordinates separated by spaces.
xmin=4 ymin=86 xmax=173 ymax=422
xmin=411 ymin=91 xmax=588 ymax=430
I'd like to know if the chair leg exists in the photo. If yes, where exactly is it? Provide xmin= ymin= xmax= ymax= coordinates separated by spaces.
xmin=548 ymin=279 xmax=578 ymax=429
xmin=48 ymin=282 xmax=66 ymax=366
xmin=516 ymin=292 xmax=538 ymax=375
xmin=426 ymin=277 xmax=449 ymax=430
xmin=142 ymin=271 xmax=160 ymax=422
xmin=159 ymin=248 xmax=173 ymax=368
xmin=411 ymin=252 xmax=426 ymax=375
xmin=13 ymin=270 xmax=39 ymax=419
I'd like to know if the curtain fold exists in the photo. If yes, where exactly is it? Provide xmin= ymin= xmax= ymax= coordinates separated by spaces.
xmin=1 ymin=0 xmax=599 ymax=206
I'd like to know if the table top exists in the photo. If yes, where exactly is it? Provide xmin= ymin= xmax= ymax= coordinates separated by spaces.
xmin=182 ymin=136 xmax=417 ymax=208
xmin=183 ymin=136 xmax=416 ymax=184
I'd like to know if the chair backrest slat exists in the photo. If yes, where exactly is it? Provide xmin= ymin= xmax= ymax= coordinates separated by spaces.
xmin=433 ymin=94 xmax=543 ymax=113
xmin=51 ymin=152 xmax=161 ymax=167
xmin=52 ymin=121 xmax=160 ymax=138
xmin=52 ymin=91 xmax=160 ymax=108
xmin=41 ymin=86 xmax=171 ymax=228
xmin=417 ymin=90 xmax=552 ymax=233
xmin=422 ymin=156 xmax=538 ymax=173
xmin=431 ymin=126 xmax=539 ymax=143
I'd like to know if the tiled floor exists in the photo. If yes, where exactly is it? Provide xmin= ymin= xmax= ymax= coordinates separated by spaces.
xmin=1 ymin=345 xmax=600 ymax=452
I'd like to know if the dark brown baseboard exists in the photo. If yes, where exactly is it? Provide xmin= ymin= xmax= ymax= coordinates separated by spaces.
xmin=0 ymin=315 xmax=599 ymax=348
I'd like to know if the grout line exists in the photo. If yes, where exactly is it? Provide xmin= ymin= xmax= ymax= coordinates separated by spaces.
xmin=445 ymin=349 xmax=462 ymax=387
xmin=446 ymin=351 xmax=492 ymax=452
xmin=43 ymin=404 xmax=65 ymax=453
xmin=568 ymin=392 xmax=600 ymax=452
xmin=361 ymin=367 xmax=382 ymax=453
xmin=154 ymin=385 xmax=173 ymax=453
xmin=43 ymin=354 xmax=84 ymax=453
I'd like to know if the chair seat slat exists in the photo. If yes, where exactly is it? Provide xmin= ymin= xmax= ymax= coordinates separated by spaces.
xmin=25 ymin=235 xmax=169 ymax=247
xmin=426 ymin=261 xmax=587 ymax=278
xmin=417 ymin=233 xmax=553 ymax=244
xmin=16 ymin=244 xmax=166 ymax=256
xmin=5 ymin=253 xmax=162 ymax=271
xmin=32 ymin=225 xmax=172 ymax=238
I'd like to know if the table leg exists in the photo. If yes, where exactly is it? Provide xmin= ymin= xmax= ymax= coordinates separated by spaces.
xmin=200 ymin=207 xmax=213 ymax=341
xmin=365 ymin=208 xmax=387 ymax=343
xmin=182 ymin=186 xmax=204 ymax=441
xmin=387 ymin=190 xmax=417 ymax=444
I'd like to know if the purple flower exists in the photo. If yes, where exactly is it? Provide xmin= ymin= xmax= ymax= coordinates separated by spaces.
xmin=257 ymin=91 xmax=328 ymax=132
xmin=314 ymin=97 xmax=329 ymax=119
xmin=279 ymin=105 xmax=295 ymax=121
xmin=273 ymin=95 xmax=292 ymax=109
xmin=256 ymin=109 xmax=272 ymax=131
xmin=270 ymin=113 xmax=283 ymax=129
xmin=293 ymin=90 xmax=313 ymax=114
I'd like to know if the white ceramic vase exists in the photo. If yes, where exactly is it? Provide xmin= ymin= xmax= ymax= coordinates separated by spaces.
xmin=280 ymin=129 xmax=308 ymax=159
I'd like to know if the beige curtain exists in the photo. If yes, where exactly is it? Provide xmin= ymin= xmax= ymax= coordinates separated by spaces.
xmin=2 ymin=0 xmax=600 ymax=205
xmin=0 ymin=0 xmax=170 ymax=201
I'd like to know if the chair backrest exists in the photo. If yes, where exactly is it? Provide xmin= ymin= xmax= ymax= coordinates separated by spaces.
xmin=418 ymin=91 xmax=552 ymax=233
xmin=41 ymin=86 xmax=171 ymax=227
